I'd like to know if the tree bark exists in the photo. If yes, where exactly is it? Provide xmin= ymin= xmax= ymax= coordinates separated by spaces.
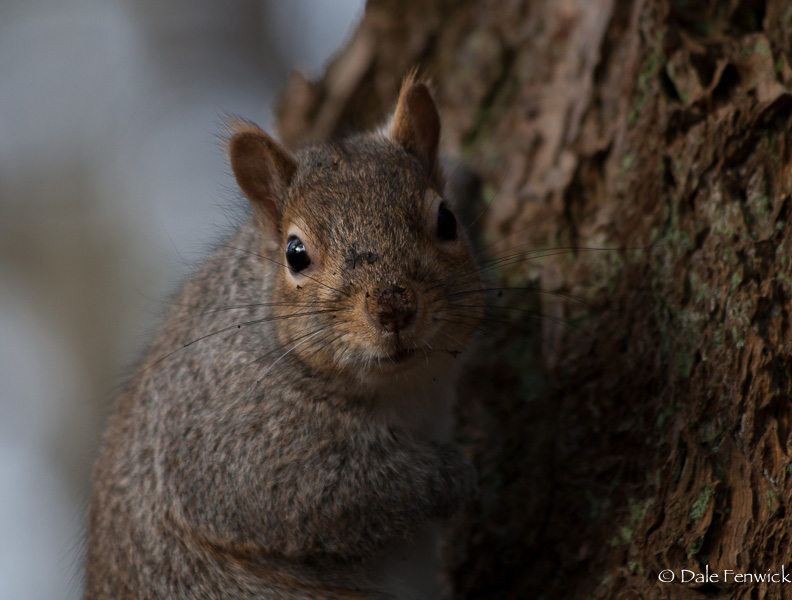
xmin=277 ymin=1 xmax=792 ymax=598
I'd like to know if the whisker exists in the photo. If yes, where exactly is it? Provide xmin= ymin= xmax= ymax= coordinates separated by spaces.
xmin=195 ymin=322 xmax=343 ymax=410
xmin=433 ymin=327 xmax=466 ymax=353
xmin=231 ymin=325 xmax=341 ymax=407
xmin=141 ymin=308 xmax=349 ymax=373
xmin=177 ymin=299 xmax=345 ymax=313
xmin=446 ymin=287 xmax=592 ymax=308
xmin=328 ymin=343 xmax=352 ymax=376
xmin=442 ymin=304 xmax=585 ymax=333
xmin=165 ymin=300 xmax=348 ymax=328
xmin=477 ymin=246 xmax=622 ymax=274
xmin=253 ymin=324 xmax=337 ymax=381
xmin=299 ymin=328 xmax=350 ymax=365
xmin=466 ymin=173 xmax=505 ymax=231
xmin=221 ymin=244 xmax=344 ymax=294
xmin=433 ymin=314 xmax=533 ymax=338
xmin=433 ymin=313 xmax=567 ymax=357
xmin=427 ymin=244 xmax=651 ymax=295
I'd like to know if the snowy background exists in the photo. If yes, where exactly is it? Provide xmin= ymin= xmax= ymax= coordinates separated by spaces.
xmin=0 ymin=1 xmax=364 ymax=597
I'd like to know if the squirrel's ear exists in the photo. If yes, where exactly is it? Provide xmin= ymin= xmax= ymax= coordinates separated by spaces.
xmin=228 ymin=120 xmax=296 ymax=233
xmin=389 ymin=79 xmax=442 ymax=186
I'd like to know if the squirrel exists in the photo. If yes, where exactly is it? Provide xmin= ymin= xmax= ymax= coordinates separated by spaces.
xmin=84 ymin=76 xmax=484 ymax=599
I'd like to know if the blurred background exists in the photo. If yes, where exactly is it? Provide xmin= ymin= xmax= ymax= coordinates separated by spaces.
xmin=0 ymin=1 xmax=364 ymax=597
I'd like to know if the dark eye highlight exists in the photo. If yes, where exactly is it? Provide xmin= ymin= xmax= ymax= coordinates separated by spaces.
xmin=437 ymin=204 xmax=457 ymax=241
xmin=286 ymin=237 xmax=310 ymax=272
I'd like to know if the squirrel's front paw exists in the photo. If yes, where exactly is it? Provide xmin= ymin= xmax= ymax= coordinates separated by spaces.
xmin=432 ymin=443 xmax=479 ymax=517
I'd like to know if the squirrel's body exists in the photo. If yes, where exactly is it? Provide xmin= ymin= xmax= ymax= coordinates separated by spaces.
xmin=85 ymin=79 xmax=482 ymax=599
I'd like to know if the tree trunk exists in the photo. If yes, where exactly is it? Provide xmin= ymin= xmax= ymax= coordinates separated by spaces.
xmin=277 ymin=1 xmax=792 ymax=598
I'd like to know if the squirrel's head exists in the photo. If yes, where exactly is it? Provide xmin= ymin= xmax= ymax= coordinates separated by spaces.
xmin=228 ymin=78 xmax=483 ymax=390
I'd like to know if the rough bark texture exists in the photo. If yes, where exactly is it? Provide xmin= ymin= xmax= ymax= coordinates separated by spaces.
xmin=276 ymin=1 xmax=792 ymax=598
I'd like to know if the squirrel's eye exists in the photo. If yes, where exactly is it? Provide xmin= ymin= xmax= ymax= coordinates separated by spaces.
xmin=286 ymin=237 xmax=310 ymax=272
xmin=437 ymin=204 xmax=457 ymax=241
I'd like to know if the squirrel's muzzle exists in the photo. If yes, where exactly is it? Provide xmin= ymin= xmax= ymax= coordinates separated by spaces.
xmin=367 ymin=284 xmax=417 ymax=334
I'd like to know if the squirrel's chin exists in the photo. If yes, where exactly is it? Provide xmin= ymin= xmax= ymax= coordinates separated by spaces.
xmin=332 ymin=345 xmax=427 ymax=377
xmin=345 ymin=348 xmax=465 ymax=395
xmin=381 ymin=347 xmax=420 ymax=364
xmin=353 ymin=350 xmax=423 ymax=374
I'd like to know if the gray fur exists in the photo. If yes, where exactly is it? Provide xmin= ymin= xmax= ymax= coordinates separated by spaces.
xmin=85 ymin=82 xmax=482 ymax=599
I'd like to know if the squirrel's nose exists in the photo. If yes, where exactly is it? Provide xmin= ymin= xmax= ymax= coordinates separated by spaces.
xmin=367 ymin=284 xmax=417 ymax=334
